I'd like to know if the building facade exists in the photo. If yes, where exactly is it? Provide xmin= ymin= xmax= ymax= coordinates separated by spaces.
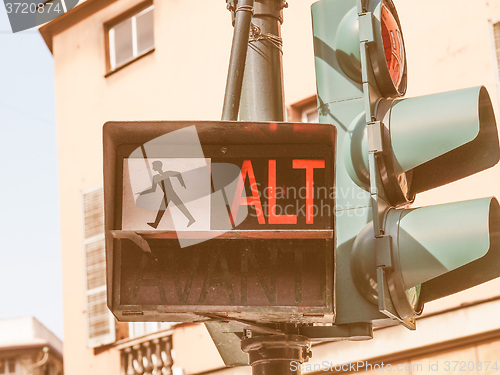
xmin=40 ymin=0 xmax=500 ymax=374
xmin=0 ymin=317 xmax=63 ymax=375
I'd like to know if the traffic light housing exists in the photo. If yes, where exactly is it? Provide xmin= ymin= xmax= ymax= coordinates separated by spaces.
xmin=312 ymin=0 xmax=500 ymax=328
xmin=103 ymin=121 xmax=337 ymax=324
xmin=351 ymin=197 xmax=500 ymax=319
xmin=348 ymin=86 xmax=499 ymax=206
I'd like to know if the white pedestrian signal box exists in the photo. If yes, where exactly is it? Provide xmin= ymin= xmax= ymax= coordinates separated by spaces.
xmin=103 ymin=121 xmax=336 ymax=324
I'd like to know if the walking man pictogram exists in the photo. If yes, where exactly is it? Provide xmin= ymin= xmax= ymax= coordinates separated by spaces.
xmin=138 ymin=161 xmax=196 ymax=229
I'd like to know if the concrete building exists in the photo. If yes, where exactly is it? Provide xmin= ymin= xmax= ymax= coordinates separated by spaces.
xmin=39 ymin=0 xmax=500 ymax=374
xmin=0 ymin=317 xmax=63 ymax=375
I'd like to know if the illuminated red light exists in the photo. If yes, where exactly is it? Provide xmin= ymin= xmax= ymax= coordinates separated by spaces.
xmin=381 ymin=1 xmax=405 ymax=89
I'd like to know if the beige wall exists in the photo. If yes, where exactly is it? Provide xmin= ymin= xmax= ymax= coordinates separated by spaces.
xmin=396 ymin=0 xmax=500 ymax=207
xmin=49 ymin=0 xmax=500 ymax=374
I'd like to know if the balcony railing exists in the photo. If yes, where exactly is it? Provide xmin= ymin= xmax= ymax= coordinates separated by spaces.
xmin=117 ymin=330 xmax=175 ymax=375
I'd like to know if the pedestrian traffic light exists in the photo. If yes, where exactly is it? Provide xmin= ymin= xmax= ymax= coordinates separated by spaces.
xmin=103 ymin=121 xmax=337 ymax=324
xmin=312 ymin=0 xmax=500 ymax=328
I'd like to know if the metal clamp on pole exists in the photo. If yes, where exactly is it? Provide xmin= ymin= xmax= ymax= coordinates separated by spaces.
xmin=241 ymin=335 xmax=311 ymax=375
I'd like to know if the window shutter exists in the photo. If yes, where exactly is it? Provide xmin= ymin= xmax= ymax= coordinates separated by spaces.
xmin=493 ymin=22 xmax=500 ymax=85
xmin=83 ymin=187 xmax=116 ymax=348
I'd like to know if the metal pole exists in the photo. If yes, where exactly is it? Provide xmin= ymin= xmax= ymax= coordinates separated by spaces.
xmin=220 ymin=0 xmax=311 ymax=372
xmin=236 ymin=2 xmax=312 ymax=374
xmin=241 ymin=335 xmax=311 ymax=375
xmin=239 ymin=0 xmax=286 ymax=121
xmin=222 ymin=0 xmax=255 ymax=121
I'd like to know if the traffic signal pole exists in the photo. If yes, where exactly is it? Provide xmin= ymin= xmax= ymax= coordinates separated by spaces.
xmin=241 ymin=335 xmax=311 ymax=375
xmin=238 ymin=0 xmax=286 ymax=121
xmin=222 ymin=1 xmax=312 ymax=374
xmin=222 ymin=0 xmax=254 ymax=121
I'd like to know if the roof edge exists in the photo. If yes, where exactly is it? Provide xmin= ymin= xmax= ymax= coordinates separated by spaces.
xmin=0 ymin=342 xmax=63 ymax=360
xmin=39 ymin=0 xmax=117 ymax=53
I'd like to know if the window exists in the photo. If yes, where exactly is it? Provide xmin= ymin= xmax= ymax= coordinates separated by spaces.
xmin=288 ymin=95 xmax=319 ymax=123
xmin=301 ymin=105 xmax=319 ymax=123
xmin=129 ymin=322 xmax=173 ymax=339
xmin=82 ymin=187 xmax=174 ymax=346
xmin=0 ymin=358 xmax=16 ymax=375
xmin=107 ymin=4 xmax=154 ymax=72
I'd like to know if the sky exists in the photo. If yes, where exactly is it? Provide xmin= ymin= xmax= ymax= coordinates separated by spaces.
xmin=0 ymin=8 xmax=63 ymax=339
